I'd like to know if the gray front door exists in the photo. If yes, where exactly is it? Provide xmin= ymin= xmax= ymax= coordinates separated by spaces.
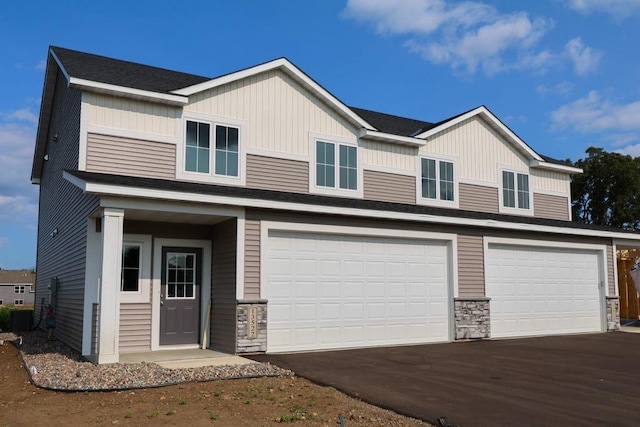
xmin=160 ymin=247 xmax=202 ymax=345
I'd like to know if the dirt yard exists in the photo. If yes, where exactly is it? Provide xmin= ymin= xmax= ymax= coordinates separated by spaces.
xmin=0 ymin=343 xmax=429 ymax=426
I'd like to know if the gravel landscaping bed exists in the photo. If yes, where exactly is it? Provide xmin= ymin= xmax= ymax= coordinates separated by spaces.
xmin=0 ymin=331 xmax=293 ymax=392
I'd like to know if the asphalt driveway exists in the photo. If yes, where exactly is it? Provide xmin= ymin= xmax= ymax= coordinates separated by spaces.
xmin=249 ymin=332 xmax=640 ymax=426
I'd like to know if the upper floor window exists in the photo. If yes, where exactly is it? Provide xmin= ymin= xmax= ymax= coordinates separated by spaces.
xmin=420 ymin=157 xmax=455 ymax=202
xmin=502 ymin=170 xmax=530 ymax=210
xmin=314 ymin=140 xmax=359 ymax=192
xmin=14 ymin=285 xmax=25 ymax=294
xmin=184 ymin=120 xmax=240 ymax=178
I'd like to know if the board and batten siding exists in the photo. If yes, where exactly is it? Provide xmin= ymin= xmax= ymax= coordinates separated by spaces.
xmin=118 ymin=303 xmax=152 ymax=353
xmin=244 ymin=220 xmax=261 ymax=300
xmin=363 ymin=169 xmax=415 ymax=204
xmin=459 ymin=183 xmax=499 ymax=213
xmin=211 ymin=219 xmax=237 ymax=354
xmin=86 ymin=133 xmax=176 ymax=179
xmin=185 ymin=70 xmax=358 ymax=156
xmin=246 ymin=154 xmax=309 ymax=193
xmin=35 ymin=68 xmax=100 ymax=352
xmin=362 ymin=140 xmax=417 ymax=172
xmin=457 ymin=235 xmax=485 ymax=297
xmin=533 ymin=193 xmax=570 ymax=221
xmin=531 ymin=169 xmax=571 ymax=196
xmin=83 ymin=92 xmax=180 ymax=138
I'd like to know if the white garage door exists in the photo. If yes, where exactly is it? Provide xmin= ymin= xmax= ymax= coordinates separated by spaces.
xmin=486 ymin=244 xmax=603 ymax=338
xmin=266 ymin=231 xmax=450 ymax=352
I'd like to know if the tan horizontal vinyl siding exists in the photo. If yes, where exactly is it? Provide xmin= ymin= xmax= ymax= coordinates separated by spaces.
xmin=459 ymin=183 xmax=499 ymax=213
xmin=244 ymin=220 xmax=261 ymax=300
xmin=363 ymin=170 xmax=415 ymax=204
xmin=86 ymin=133 xmax=175 ymax=179
xmin=246 ymin=154 xmax=309 ymax=193
xmin=457 ymin=235 xmax=485 ymax=297
xmin=118 ymin=303 xmax=152 ymax=353
xmin=533 ymin=193 xmax=570 ymax=221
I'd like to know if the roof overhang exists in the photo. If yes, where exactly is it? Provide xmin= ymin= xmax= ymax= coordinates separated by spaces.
xmin=530 ymin=160 xmax=583 ymax=174
xmin=171 ymin=58 xmax=377 ymax=131
xmin=63 ymin=170 xmax=640 ymax=241
xmin=68 ymin=78 xmax=189 ymax=106
xmin=358 ymin=129 xmax=426 ymax=147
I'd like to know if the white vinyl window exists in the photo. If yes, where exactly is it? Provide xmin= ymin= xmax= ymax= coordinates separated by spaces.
xmin=315 ymin=141 xmax=358 ymax=191
xmin=120 ymin=235 xmax=152 ymax=303
xmin=14 ymin=285 xmax=25 ymax=294
xmin=502 ymin=170 xmax=530 ymax=210
xmin=185 ymin=121 xmax=210 ymax=174
xmin=420 ymin=158 xmax=455 ymax=202
xmin=0 ymin=299 xmax=3 ymax=305
xmin=14 ymin=299 xmax=23 ymax=306
xmin=121 ymin=244 xmax=141 ymax=293
xmin=184 ymin=120 xmax=240 ymax=179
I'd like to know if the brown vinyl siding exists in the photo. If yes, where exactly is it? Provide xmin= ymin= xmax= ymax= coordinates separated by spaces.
xmin=34 ymin=68 xmax=100 ymax=352
xmin=533 ymin=193 xmax=570 ymax=221
xmin=246 ymin=154 xmax=309 ymax=193
xmin=457 ymin=235 xmax=485 ymax=297
xmin=211 ymin=219 xmax=237 ymax=354
xmin=607 ymin=243 xmax=615 ymax=296
xmin=86 ymin=133 xmax=175 ymax=179
xmin=459 ymin=183 xmax=499 ymax=213
xmin=118 ymin=303 xmax=152 ymax=353
xmin=363 ymin=169 xmax=415 ymax=204
xmin=244 ymin=220 xmax=261 ymax=300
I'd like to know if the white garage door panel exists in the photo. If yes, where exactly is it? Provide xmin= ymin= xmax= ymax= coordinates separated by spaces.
xmin=486 ymin=244 xmax=602 ymax=338
xmin=267 ymin=231 xmax=450 ymax=352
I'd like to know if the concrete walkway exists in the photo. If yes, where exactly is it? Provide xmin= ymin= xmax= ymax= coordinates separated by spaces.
xmin=120 ymin=348 xmax=253 ymax=369
xmin=250 ymin=333 xmax=640 ymax=427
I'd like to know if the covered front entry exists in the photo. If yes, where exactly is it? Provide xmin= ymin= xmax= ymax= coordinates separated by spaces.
xmin=485 ymin=241 xmax=604 ymax=338
xmin=264 ymin=225 xmax=453 ymax=353
xmin=159 ymin=247 xmax=203 ymax=345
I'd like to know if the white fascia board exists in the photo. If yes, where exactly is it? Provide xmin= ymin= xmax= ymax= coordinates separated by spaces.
xmin=68 ymin=77 xmax=189 ymax=106
xmin=530 ymin=160 xmax=583 ymax=174
xmin=172 ymin=58 xmax=376 ymax=131
xmin=62 ymin=172 xmax=640 ymax=242
xmin=416 ymin=106 xmax=544 ymax=162
xmin=359 ymin=129 xmax=426 ymax=147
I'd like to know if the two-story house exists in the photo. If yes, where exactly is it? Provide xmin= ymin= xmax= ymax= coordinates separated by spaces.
xmin=31 ymin=46 xmax=640 ymax=364
xmin=0 ymin=270 xmax=36 ymax=307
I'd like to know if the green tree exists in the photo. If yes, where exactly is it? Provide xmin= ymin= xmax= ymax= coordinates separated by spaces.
xmin=571 ymin=147 xmax=640 ymax=229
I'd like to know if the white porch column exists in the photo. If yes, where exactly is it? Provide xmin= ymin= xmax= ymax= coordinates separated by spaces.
xmin=97 ymin=207 xmax=124 ymax=364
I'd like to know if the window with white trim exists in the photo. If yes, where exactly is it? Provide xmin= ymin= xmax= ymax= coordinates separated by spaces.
xmin=315 ymin=141 xmax=358 ymax=190
xmin=502 ymin=170 xmax=530 ymax=210
xmin=14 ymin=299 xmax=23 ymax=306
xmin=120 ymin=235 xmax=152 ymax=303
xmin=184 ymin=120 xmax=240 ymax=178
xmin=121 ymin=244 xmax=141 ymax=293
xmin=14 ymin=285 xmax=25 ymax=294
xmin=421 ymin=158 xmax=455 ymax=202
xmin=0 ymin=299 xmax=3 ymax=305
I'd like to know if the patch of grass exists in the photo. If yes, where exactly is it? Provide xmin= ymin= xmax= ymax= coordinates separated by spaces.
xmin=124 ymin=411 xmax=133 ymax=418
xmin=166 ymin=408 xmax=176 ymax=416
xmin=277 ymin=405 xmax=309 ymax=423
xmin=147 ymin=411 xmax=159 ymax=418
xmin=179 ymin=397 xmax=187 ymax=405
xmin=214 ymin=389 xmax=223 ymax=397
xmin=309 ymin=398 xmax=317 ymax=407
xmin=207 ymin=410 xmax=219 ymax=420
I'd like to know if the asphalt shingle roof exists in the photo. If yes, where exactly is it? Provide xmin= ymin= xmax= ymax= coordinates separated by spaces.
xmin=0 ymin=270 xmax=35 ymax=284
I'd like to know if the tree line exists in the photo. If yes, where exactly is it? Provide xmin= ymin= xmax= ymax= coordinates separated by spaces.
xmin=571 ymin=147 xmax=640 ymax=230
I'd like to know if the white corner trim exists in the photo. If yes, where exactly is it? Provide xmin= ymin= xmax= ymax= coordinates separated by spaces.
xmin=359 ymin=129 xmax=426 ymax=147
xmin=415 ymin=106 xmax=543 ymax=162
xmin=259 ymin=220 xmax=458 ymax=301
xmin=151 ymin=238 xmax=212 ymax=351
xmin=236 ymin=211 xmax=246 ymax=301
xmin=530 ymin=160 xmax=582 ymax=174
xmin=171 ymin=58 xmax=376 ymax=131
xmin=86 ymin=125 xmax=178 ymax=145
xmin=79 ymin=93 xmax=88 ymax=170
xmin=612 ymin=241 xmax=619 ymax=297
xmin=69 ymin=77 xmax=189 ymax=106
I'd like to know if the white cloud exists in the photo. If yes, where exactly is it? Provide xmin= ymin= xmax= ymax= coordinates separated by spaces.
xmin=564 ymin=37 xmax=601 ymax=75
xmin=344 ymin=0 xmax=599 ymax=77
xmin=35 ymin=60 xmax=46 ymax=71
xmin=616 ymin=144 xmax=640 ymax=157
xmin=536 ymin=81 xmax=575 ymax=97
xmin=551 ymin=91 xmax=640 ymax=133
xmin=2 ymin=108 xmax=38 ymax=124
xmin=566 ymin=0 xmax=640 ymax=19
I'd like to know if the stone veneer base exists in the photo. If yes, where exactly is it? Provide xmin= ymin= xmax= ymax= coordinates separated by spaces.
xmin=454 ymin=297 xmax=491 ymax=340
xmin=236 ymin=300 xmax=267 ymax=353
xmin=606 ymin=297 xmax=620 ymax=331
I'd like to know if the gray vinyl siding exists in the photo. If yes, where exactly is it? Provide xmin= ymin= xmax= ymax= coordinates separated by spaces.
xmin=246 ymin=154 xmax=309 ymax=193
xmin=459 ymin=183 xmax=499 ymax=213
xmin=35 ymin=68 xmax=100 ymax=352
xmin=363 ymin=170 xmax=415 ymax=204
xmin=607 ymin=243 xmax=615 ymax=296
xmin=244 ymin=220 xmax=261 ymax=300
xmin=118 ymin=303 xmax=152 ymax=353
xmin=457 ymin=235 xmax=485 ymax=297
xmin=86 ymin=133 xmax=176 ymax=179
xmin=211 ymin=219 xmax=237 ymax=354
xmin=533 ymin=193 xmax=570 ymax=221
xmin=0 ymin=284 xmax=35 ymax=306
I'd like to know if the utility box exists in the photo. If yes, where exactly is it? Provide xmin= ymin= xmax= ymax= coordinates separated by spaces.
xmin=10 ymin=310 xmax=32 ymax=333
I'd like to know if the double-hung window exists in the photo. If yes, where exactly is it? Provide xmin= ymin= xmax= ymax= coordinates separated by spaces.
xmin=502 ymin=170 xmax=530 ymax=211
xmin=420 ymin=157 xmax=455 ymax=203
xmin=184 ymin=120 xmax=241 ymax=180
xmin=14 ymin=299 xmax=23 ymax=306
xmin=314 ymin=139 xmax=359 ymax=193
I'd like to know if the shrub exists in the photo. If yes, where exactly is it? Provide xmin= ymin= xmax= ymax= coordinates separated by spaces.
xmin=0 ymin=304 xmax=14 ymax=332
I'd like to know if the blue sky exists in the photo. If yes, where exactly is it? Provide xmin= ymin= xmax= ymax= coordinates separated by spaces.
xmin=1 ymin=0 xmax=639 ymax=269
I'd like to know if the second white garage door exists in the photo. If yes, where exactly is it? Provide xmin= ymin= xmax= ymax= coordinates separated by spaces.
xmin=266 ymin=231 xmax=450 ymax=353
xmin=486 ymin=244 xmax=604 ymax=338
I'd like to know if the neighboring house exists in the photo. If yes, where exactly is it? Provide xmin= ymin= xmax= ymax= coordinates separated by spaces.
xmin=0 ymin=270 xmax=36 ymax=307
xmin=31 ymin=46 xmax=640 ymax=364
